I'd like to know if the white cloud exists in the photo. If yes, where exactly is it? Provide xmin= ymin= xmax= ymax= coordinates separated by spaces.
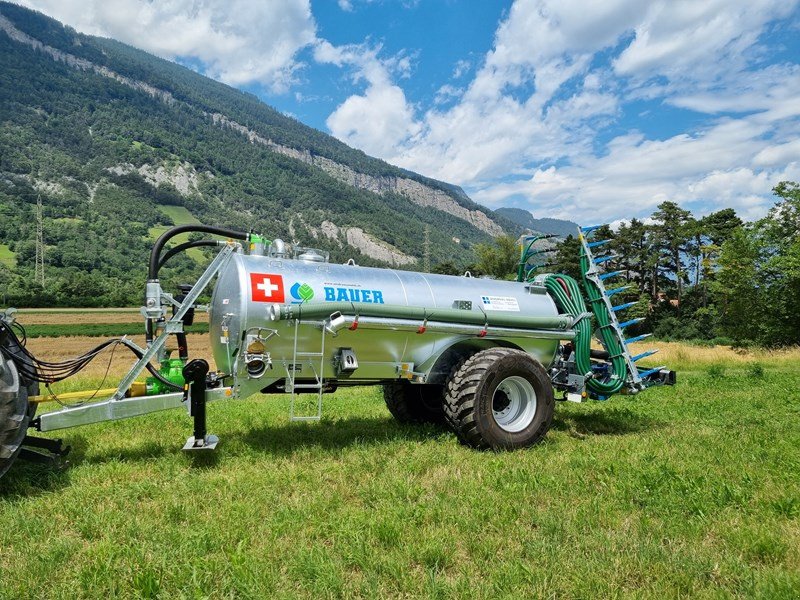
xmin=452 ymin=59 xmax=471 ymax=79
xmin=17 ymin=0 xmax=317 ymax=91
xmin=753 ymin=140 xmax=800 ymax=168
xmin=469 ymin=117 xmax=800 ymax=222
xmin=613 ymin=0 xmax=795 ymax=80
xmin=314 ymin=40 xmax=421 ymax=157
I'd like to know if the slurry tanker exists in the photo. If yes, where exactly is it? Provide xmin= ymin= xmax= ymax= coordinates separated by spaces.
xmin=0 ymin=224 xmax=674 ymax=478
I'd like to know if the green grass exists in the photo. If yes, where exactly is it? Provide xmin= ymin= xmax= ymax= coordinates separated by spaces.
xmin=1 ymin=357 xmax=798 ymax=598
xmin=22 ymin=323 xmax=209 ymax=338
xmin=157 ymin=205 xmax=201 ymax=227
xmin=0 ymin=244 xmax=16 ymax=268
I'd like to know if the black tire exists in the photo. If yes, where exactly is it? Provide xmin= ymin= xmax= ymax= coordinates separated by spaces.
xmin=443 ymin=348 xmax=553 ymax=450
xmin=0 ymin=360 xmax=35 ymax=479
xmin=383 ymin=381 xmax=445 ymax=424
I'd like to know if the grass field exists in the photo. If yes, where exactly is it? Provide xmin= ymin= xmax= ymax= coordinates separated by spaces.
xmin=0 ymin=243 xmax=16 ymax=268
xmin=1 ymin=340 xmax=798 ymax=598
xmin=20 ymin=322 xmax=209 ymax=338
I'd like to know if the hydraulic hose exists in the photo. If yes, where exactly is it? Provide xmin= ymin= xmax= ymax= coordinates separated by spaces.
xmin=543 ymin=273 xmax=627 ymax=395
xmin=157 ymin=240 xmax=225 ymax=271
xmin=148 ymin=224 xmax=248 ymax=280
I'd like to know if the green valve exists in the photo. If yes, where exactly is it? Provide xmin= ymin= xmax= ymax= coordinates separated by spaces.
xmin=146 ymin=357 xmax=186 ymax=395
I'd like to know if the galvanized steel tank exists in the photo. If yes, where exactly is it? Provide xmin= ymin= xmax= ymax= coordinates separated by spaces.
xmin=209 ymin=250 xmax=569 ymax=400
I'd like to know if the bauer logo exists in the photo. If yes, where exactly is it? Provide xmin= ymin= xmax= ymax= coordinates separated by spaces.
xmin=323 ymin=286 xmax=385 ymax=304
xmin=250 ymin=273 xmax=285 ymax=303
xmin=290 ymin=282 xmax=315 ymax=303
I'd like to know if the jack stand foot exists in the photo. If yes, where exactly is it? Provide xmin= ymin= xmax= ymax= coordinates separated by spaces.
xmin=183 ymin=434 xmax=219 ymax=452
xmin=18 ymin=435 xmax=71 ymax=466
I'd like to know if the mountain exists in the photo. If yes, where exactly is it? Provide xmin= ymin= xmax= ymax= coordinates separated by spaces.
xmin=495 ymin=208 xmax=579 ymax=238
xmin=0 ymin=3 xmax=519 ymax=306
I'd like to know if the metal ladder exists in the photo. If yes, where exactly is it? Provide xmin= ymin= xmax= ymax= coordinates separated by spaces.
xmin=286 ymin=319 xmax=326 ymax=421
xmin=578 ymin=225 xmax=666 ymax=391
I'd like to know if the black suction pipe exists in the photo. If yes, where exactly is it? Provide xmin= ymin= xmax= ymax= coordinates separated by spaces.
xmin=148 ymin=224 xmax=248 ymax=280
xmin=157 ymin=240 xmax=224 ymax=271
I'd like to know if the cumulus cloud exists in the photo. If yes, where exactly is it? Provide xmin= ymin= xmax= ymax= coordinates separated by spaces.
xmin=315 ymin=40 xmax=421 ymax=158
xmin=18 ymin=0 xmax=317 ymax=91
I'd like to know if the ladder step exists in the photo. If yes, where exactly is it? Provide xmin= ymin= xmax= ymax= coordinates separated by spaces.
xmin=291 ymin=383 xmax=323 ymax=390
xmin=296 ymin=352 xmax=324 ymax=357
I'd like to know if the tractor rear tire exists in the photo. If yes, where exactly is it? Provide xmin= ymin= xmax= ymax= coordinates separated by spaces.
xmin=0 ymin=359 xmax=36 ymax=479
xmin=383 ymin=381 xmax=445 ymax=424
xmin=443 ymin=348 xmax=553 ymax=450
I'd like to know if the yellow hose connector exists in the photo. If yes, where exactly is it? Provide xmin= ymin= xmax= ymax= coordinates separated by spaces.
xmin=29 ymin=382 xmax=148 ymax=403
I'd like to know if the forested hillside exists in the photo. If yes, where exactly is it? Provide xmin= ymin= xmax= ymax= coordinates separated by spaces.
xmin=0 ymin=2 xmax=517 ymax=307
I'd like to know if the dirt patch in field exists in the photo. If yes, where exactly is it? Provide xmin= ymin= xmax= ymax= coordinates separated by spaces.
xmin=24 ymin=334 xmax=216 ymax=379
xmin=17 ymin=310 xmax=209 ymax=325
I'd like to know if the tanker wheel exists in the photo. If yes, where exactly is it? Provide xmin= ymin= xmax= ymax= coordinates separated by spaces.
xmin=443 ymin=348 xmax=553 ymax=450
xmin=0 ymin=360 xmax=37 ymax=479
xmin=383 ymin=381 xmax=445 ymax=424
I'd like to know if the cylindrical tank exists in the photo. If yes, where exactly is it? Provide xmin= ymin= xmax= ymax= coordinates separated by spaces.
xmin=209 ymin=252 xmax=569 ymax=399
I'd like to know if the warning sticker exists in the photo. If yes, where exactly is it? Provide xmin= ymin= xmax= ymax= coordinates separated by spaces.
xmin=480 ymin=295 xmax=520 ymax=312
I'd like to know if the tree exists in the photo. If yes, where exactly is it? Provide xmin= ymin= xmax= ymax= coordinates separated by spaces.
xmin=651 ymin=201 xmax=693 ymax=305
xmin=714 ymin=182 xmax=800 ymax=345
xmin=474 ymin=235 xmax=519 ymax=279
xmin=613 ymin=219 xmax=649 ymax=294
xmin=551 ymin=235 xmax=582 ymax=281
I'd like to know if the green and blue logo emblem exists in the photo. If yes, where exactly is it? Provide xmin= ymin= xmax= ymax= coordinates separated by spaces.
xmin=290 ymin=282 xmax=315 ymax=303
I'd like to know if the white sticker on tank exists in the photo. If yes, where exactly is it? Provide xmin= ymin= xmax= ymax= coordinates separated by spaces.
xmin=222 ymin=298 xmax=230 ymax=305
xmin=480 ymin=295 xmax=520 ymax=311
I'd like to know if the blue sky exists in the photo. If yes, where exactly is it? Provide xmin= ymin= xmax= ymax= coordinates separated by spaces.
xmin=19 ymin=0 xmax=800 ymax=223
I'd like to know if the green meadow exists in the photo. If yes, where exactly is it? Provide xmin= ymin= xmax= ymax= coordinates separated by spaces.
xmin=1 ymin=347 xmax=798 ymax=598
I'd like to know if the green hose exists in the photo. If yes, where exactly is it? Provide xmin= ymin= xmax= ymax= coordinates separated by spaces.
xmin=543 ymin=266 xmax=627 ymax=396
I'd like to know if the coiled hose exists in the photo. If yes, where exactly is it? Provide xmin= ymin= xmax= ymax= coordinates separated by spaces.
xmin=543 ymin=269 xmax=627 ymax=396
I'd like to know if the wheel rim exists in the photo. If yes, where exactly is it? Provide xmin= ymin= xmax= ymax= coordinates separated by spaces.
xmin=492 ymin=376 xmax=537 ymax=433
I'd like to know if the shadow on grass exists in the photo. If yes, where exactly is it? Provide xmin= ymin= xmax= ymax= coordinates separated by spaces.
xmin=237 ymin=417 xmax=447 ymax=457
xmin=1 ymin=408 xmax=660 ymax=496
xmin=0 ymin=417 xmax=444 ymax=496
xmin=552 ymin=406 xmax=661 ymax=437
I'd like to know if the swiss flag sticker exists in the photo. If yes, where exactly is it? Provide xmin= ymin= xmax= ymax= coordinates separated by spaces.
xmin=250 ymin=273 xmax=285 ymax=303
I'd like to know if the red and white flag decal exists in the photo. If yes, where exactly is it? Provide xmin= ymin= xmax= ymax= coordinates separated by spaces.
xmin=250 ymin=273 xmax=285 ymax=303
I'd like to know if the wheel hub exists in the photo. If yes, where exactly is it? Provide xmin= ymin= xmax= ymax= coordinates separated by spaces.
xmin=492 ymin=376 xmax=537 ymax=433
